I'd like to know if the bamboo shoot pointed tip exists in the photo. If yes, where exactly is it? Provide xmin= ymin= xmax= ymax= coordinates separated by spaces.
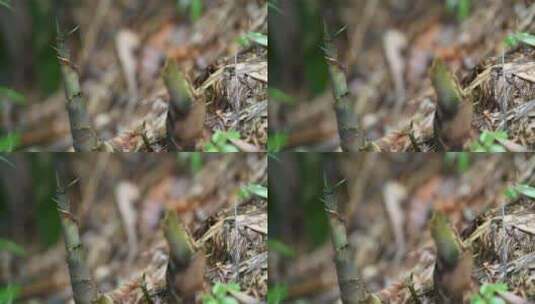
xmin=430 ymin=211 xmax=462 ymax=268
xmin=162 ymin=58 xmax=180 ymax=79
xmin=163 ymin=210 xmax=193 ymax=265
xmin=430 ymin=58 xmax=461 ymax=114
xmin=162 ymin=58 xmax=191 ymax=109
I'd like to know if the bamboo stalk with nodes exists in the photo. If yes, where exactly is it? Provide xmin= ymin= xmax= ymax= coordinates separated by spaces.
xmin=53 ymin=172 xmax=112 ymax=304
xmin=55 ymin=21 xmax=109 ymax=152
xmin=322 ymin=21 xmax=367 ymax=152
xmin=321 ymin=171 xmax=381 ymax=304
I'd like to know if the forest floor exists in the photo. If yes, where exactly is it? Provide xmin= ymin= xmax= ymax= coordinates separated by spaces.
xmin=272 ymin=0 xmax=535 ymax=151
xmin=3 ymin=0 xmax=267 ymax=151
xmin=269 ymin=154 xmax=535 ymax=303
xmin=4 ymin=154 xmax=267 ymax=303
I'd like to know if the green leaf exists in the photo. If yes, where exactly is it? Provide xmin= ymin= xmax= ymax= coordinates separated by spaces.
xmin=226 ymin=131 xmax=240 ymax=141
xmin=480 ymin=282 xmax=508 ymax=297
xmin=202 ymin=295 xmax=218 ymax=304
xmin=243 ymin=184 xmax=268 ymax=199
xmin=190 ymin=0 xmax=202 ymax=22
xmin=0 ymin=239 xmax=25 ymax=256
xmin=0 ymin=0 xmax=11 ymax=10
xmin=220 ymin=297 xmax=238 ymax=304
xmin=445 ymin=0 xmax=471 ymax=21
xmin=245 ymin=32 xmax=267 ymax=47
xmin=212 ymin=131 xmax=233 ymax=144
xmin=488 ymin=298 xmax=505 ymax=304
xmin=0 ymin=284 xmax=20 ymax=304
xmin=238 ymin=187 xmax=251 ymax=200
xmin=220 ymin=144 xmax=239 ymax=153
xmin=268 ymin=88 xmax=294 ymax=104
xmin=457 ymin=0 xmax=470 ymax=21
xmin=0 ymin=133 xmax=20 ymax=152
xmin=470 ymin=294 xmax=485 ymax=304
xmin=189 ymin=152 xmax=203 ymax=173
xmin=268 ymin=132 xmax=288 ymax=152
xmin=210 ymin=282 xmax=240 ymax=302
xmin=470 ymin=131 xmax=508 ymax=152
xmin=504 ymin=35 xmax=519 ymax=48
xmin=204 ymin=130 xmax=240 ymax=152
xmin=445 ymin=152 xmax=470 ymax=173
xmin=225 ymin=282 xmax=240 ymax=292
xmin=480 ymin=132 xmax=495 ymax=147
xmin=204 ymin=143 xmax=218 ymax=152
xmin=470 ymin=142 xmax=485 ymax=152
xmin=488 ymin=144 xmax=506 ymax=153
xmin=236 ymin=35 xmax=250 ymax=47
xmin=212 ymin=283 xmax=227 ymax=298
xmin=504 ymin=187 xmax=519 ymax=201
xmin=514 ymin=184 xmax=535 ymax=199
xmin=493 ymin=131 xmax=508 ymax=142
xmin=514 ymin=32 xmax=535 ymax=47
xmin=456 ymin=153 xmax=470 ymax=172
xmin=268 ymin=239 xmax=295 ymax=257
xmin=504 ymin=32 xmax=535 ymax=48
xmin=267 ymin=284 xmax=288 ymax=304
xmin=471 ymin=283 xmax=509 ymax=304
xmin=0 ymin=87 xmax=25 ymax=105
xmin=212 ymin=131 xmax=225 ymax=143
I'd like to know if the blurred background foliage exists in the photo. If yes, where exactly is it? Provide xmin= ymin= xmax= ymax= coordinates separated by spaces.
xmin=268 ymin=0 xmax=356 ymax=152
xmin=269 ymin=0 xmax=331 ymax=98
xmin=0 ymin=0 xmax=76 ymax=151
xmin=0 ymin=154 xmax=60 ymax=249
xmin=0 ymin=0 xmax=71 ymax=96
xmin=269 ymin=153 xmax=329 ymax=250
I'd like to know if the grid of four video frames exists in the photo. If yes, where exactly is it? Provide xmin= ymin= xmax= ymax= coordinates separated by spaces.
xmin=0 ymin=0 xmax=534 ymax=303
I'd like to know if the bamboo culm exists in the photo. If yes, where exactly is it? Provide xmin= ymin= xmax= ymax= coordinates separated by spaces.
xmin=322 ymin=21 xmax=365 ymax=152
xmin=54 ymin=172 xmax=98 ymax=304
xmin=56 ymin=22 xmax=101 ymax=151
xmin=322 ymin=174 xmax=381 ymax=304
